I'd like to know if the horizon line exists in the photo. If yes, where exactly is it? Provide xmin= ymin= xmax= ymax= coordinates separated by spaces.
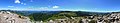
xmin=0 ymin=9 xmax=119 ymax=13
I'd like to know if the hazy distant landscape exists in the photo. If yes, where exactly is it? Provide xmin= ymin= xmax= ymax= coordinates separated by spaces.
xmin=2 ymin=10 xmax=109 ymax=20
xmin=1 ymin=0 xmax=120 ymax=23
xmin=1 ymin=10 xmax=120 ymax=23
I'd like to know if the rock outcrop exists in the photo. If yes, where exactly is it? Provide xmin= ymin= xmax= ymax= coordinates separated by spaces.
xmin=0 ymin=11 xmax=31 ymax=23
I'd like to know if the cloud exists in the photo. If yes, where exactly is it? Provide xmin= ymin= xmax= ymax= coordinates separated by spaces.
xmin=15 ymin=0 xmax=20 ymax=3
xmin=23 ymin=3 xmax=26 ymax=5
xmin=52 ymin=6 xmax=59 ymax=8
xmin=21 ymin=3 xmax=27 ymax=5
xmin=21 ymin=3 xmax=24 ymax=4
xmin=8 ymin=6 xmax=14 ymax=7
xmin=14 ymin=0 xmax=27 ymax=5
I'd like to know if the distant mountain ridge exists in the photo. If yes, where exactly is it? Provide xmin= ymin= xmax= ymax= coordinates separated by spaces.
xmin=0 ymin=10 xmax=113 ymax=21
xmin=0 ymin=10 xmax=111 ymax=16
xmin=0 ymin=10 xmax=114 ymax=17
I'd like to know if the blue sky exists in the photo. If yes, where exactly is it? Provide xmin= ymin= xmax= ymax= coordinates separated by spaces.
xmin=0 ymin=0 xmax=120 ymax=12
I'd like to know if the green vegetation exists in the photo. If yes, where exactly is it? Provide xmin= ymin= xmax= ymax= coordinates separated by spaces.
xmin=28 ymin=13 xmax=52 ymax=21
xmin=28 ymin=11 xmax=78 ymax=21
xmin=0 ymin=10 xmax=110 ymax=23
xmin=3 ymin=10 xmax=108 ymax=22
xmin=47 ymin=12 xmax=77 ymax=20
xmin=28 ymin=11 xmax=109 ymax=21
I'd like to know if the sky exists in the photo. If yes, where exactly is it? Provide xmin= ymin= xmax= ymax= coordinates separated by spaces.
xmin=0 ymin=0 xmax=120 ymax=12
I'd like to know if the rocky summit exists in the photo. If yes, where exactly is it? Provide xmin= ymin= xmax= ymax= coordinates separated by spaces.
xmin=0 ymin=11 xmax=31 ymax=23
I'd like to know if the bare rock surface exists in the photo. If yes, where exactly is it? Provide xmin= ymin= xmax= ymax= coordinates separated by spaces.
xmin=0 ymin=11 xmax=31 ymax=23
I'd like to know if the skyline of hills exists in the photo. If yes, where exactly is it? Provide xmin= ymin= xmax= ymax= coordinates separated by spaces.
xmin=0 ymin=10 xmax=119 ymax=22
xmin=0 ymin=9 xmax=119 ymax=13
xmin=0 ymin=10 xmax=111 ymax=16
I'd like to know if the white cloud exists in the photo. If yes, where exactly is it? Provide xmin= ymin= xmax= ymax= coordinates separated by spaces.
xmin=52 ymin=6 xmax=59 ymax=8
xmin=21 ymin=3 xmax=24 ymax=4
xmin=8 ymin=6 xmax=14 ymax=7
xmin=14 ymin=0 xmax=27 ymax=5
xmin=21 ymin=3 xmax=27 ymax=5
xmin=15 ymin=0 xmax=20 ymax=3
